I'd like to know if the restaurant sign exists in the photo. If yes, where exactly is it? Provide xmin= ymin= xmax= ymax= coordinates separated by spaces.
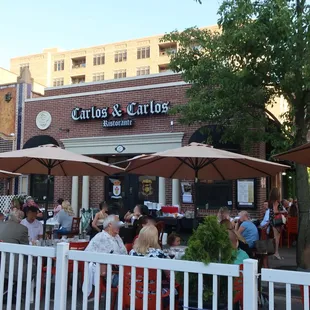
xmin=71 ymin=101 xmax=170 ymax=128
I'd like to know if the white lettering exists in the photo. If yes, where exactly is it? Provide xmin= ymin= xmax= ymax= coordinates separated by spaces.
xmin=71 ymin=108 xmax=81 ymax=121
xmin=154 ymin=103 xmax=161 ymax=114
xmin=162 ymin=102 xmax=170 ymax=113
xmin=127 ymin=102 xmax=137 ymax=116
xmin=101 ymin=108 xmax=108 ymax=118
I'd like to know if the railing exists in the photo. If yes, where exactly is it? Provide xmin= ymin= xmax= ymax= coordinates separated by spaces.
xmin=261 ymin=268 xmax=310 ymax=310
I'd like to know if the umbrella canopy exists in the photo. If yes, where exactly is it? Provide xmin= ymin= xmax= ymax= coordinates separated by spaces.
xmin=274 ymin=142 xmax=310 ymax=166
xmin=0 ymin=170 xmax=21 ymax=178
xmin=125 ymin=143 xmax=288 ymax=180
xmin=0 ymin=144 xmax=123 ymax=176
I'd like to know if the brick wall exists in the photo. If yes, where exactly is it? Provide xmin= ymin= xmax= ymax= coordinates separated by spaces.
xmin=23 ymin=74 xmax=266 ymax=218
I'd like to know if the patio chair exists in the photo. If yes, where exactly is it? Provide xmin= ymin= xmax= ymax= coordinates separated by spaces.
xmin=125 ymin=243 xmax=133 ymax=254
xmin=233 ymin=264 xmax=243 ymax=309
xmin=58 ymin=217 xmax=81 ymax=239
xmin=286 ymin=217 xmax=298 ymax=248
xmin=99 ymin=273 xmax=118 ymax=309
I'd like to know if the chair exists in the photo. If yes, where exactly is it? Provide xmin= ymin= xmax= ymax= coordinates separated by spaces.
xmin=99 ymin=274 xmax=118 ymax=309
xmin=58 ymin=217 xmax=81 ymax=238
xmin=155 ymin=221 xmax=165 ymax=246
xmin=286 ymin=217 xmax=298 ymax=248
xmin=233 ymin=264 xmax=243 ymax=309
xmin=125 ymin=243 xmax=133 ymax=254
xmin=123 ymin=266 xmax=170 ymax=310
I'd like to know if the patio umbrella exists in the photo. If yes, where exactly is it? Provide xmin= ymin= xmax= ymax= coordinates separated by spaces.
xmin=0 ymin=170 xmax=21 ymax=178
xmin=125 ymin=142 xmax=289 ymax=180
xmin=274 ymin=142 xmax=310 ymax=166
xmin=0 ymin=144 xmax=124 ymax=238
xmin=125 ymin=143 xmax=289 ymax=221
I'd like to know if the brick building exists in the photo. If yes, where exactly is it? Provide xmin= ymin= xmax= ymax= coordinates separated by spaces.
xmin=23 ymin=72 xmax=271 ymax=218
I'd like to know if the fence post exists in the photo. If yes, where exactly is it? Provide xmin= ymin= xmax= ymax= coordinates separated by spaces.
xmin=243 ymin=259 xmax=258 ymax=310
xmin=54 ymin=242 xmax=69 ymax=310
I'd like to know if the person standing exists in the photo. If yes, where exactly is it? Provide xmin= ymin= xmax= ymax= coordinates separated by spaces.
xmin=20 ymin=206 xmax=43 ymax=243
xmin=54 ymin=198 xmax=64 ymax=217
xmin=92 ymin=201 xmax=108 ymax=233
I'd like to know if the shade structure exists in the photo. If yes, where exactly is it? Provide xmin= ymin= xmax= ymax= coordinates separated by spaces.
xmin=125 ymin=143 xmax=289 ymax=180
xmin=0 ymin=170 xmax=21 ymax=178
xmin=0 ymin=144 xmax=124 ymax=239
xmin=0 ymin=144 xmax=123 ymax=176
xmin=275 ymin=142 xmax=310 ymax=166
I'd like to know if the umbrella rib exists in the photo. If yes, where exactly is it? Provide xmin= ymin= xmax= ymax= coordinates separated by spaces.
xmin=177 ymin=157 xmax=196 ymax=170
xmin=230 ymin=159 xmax=272 ymax=177
xmin=126 ymin=156 xmax=163 ymax=172
xmin=169 ymin=160 xmax=184 ymax=179
xmin=11 ymin=158 xmax=35 ymax=173
xmin=210 ymin=161 xmax=226 ymax=180
xmin=83 ymin=162 xmax=111 ymax=176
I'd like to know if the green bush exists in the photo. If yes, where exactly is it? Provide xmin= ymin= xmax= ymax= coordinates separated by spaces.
xmin=178 ymin=216 xmax=235 ymax=301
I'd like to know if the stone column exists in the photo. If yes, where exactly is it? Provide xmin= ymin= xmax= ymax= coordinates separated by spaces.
xmin=158 ymin=177 xmax=166 ymax=205
xmin=82 ymin=176 xmax=89 ymax=211
xmin=172 ymin=179 xmax=180 ymax=206
xmin=71 ymin=176 xmax=79 ymax=215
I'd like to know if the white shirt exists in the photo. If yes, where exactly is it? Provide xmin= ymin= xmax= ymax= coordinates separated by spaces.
xmin=20 ymin=219 xmax=43 ymax=242
xmin=260 ymin=209 xmax=270 ymax=227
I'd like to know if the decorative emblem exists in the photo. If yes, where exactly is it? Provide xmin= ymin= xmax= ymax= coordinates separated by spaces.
xmin=141 ymin=179 xmax=153 ymax=197
xmin=115 ymin=145 xmax=125 ymax=153
xmin=36 ymin=111 xmax=52 ymax=130
xmin=112 ymin=180 xmax=122 ymax=198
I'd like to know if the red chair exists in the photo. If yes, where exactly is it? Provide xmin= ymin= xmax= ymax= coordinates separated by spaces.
xmin=125 ymin=243 xmax=133 ymax=254
xmin=286 ymin=217 xmax=298 ymax=248
xmin=99 ymin=273 xmax=118 ymax=309
xmin=123 ymin=266 xmax=171 ymax=310
xmin=233 ymin=265 xmax=243 ymax=309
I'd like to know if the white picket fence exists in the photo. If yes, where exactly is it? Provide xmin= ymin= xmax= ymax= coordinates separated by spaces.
xmin=0 ymin=242 xmax=309 ymax=310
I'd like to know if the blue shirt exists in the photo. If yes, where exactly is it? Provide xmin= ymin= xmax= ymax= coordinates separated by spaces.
xmin=240 ymin=221 xmax=259 ymax=248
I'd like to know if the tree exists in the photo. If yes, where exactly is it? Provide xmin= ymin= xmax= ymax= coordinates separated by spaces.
xmin=164 ymin=0 xmax=310 ymax=267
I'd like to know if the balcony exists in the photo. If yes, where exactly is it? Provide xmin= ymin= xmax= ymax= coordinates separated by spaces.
xmin=159 ymin=42 xmax=177 ymax=57
xmin=158 ymin=64 xmax=171 ymax=73
xmin=71 ymin=75 xmax=85 ymax=84
xmin=72 ymin=56 xmax=86 ymax=69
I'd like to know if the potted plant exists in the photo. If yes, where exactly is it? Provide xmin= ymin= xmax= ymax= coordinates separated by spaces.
xmin=178 ymin=215 xmax=235 ymax=309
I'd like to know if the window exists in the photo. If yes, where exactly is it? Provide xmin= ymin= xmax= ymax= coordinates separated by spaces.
xmin=136 ymin=66 xmax=150 ymax=76
xmin=30 ymin=175 xmax=54 ymax=203
xmin=20 ymin=63 xmax=29 ymax=69
xmin=72 ymin=57 xmax=86 ymax=69
xmin=71 ymin=75 xmax=85 ymax=84
xmin=137 ymin=46 xmax=150 ymax=59
xmin=93 ymin=53 xmax=105 ymax=66
xmin=53 ymin=78 xmax=64 ymax=87
xmin=159 ymin=43 xmax=177 ymax=56
xmin=114 ymin=50 xmax=127 ymax=63
xmin=114 ymin=69 xmax=126 ymax=79
xmin=54 ymin=60 xmax=64 ymax=71
xmin=93 ymin=72 xmax=105 ymax=82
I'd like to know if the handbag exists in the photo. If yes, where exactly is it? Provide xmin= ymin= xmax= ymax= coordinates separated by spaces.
xmin=255 ymin=238 xmax=275 ymax=255
xmin=272 ymin=214 xmax=284 ymax=226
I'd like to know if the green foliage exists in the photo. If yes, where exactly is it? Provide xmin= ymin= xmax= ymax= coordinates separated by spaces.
xmin=178 ymin=216 xmax=235 ymax=301
xmin=164 ymin=0 xmax=310 ymax=153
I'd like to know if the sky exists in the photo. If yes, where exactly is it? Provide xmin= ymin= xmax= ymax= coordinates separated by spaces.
xmin=0 ymin=0 xmax=220 ymax=69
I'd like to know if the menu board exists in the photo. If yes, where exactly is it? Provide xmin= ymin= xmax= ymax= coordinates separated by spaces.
xmin=236 ymin=179 xmax=256 ymax=208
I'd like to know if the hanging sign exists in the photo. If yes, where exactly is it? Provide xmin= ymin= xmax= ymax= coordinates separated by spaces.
xmin=71 ymin=101 xmax=170 ymax=128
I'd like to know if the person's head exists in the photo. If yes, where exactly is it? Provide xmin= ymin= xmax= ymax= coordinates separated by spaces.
xmin=238 ymin=211 xmax=250 ymax=222
xmin=26 ymin=206 xmax=38 ymax=222
xmin=263 ymin=200 xmax=269 ymax=210
xmin=167 ymin=233 xmax=181 ymax=247
xmin=8 ymin=212 xmax=20 ymax=223
xmin=26 ymin=196 xmax=35 ymax=206
xmin=282 ymin=199 xmax=289 ymax=209
xmin=12 ymin=199 xmax=22 ymax=209
xmin=57 ymin=198 xmax=64 ymax=206
xmin=269 ymin=188 xmax=280 ymax=204
xmin=99 ymin=201 xmax=108 ymax=212
xmin=218 ymin=207 xmax=230 ymax=221
xmin=103 ymin=214 xmax=121 ymax=237
xmin=141 ymin=205 xmax=149 ymax=216
xmin=133 ymin=225 xmax=160 ymax=254
xmin=133 ymin=204 xmax=142 ymax=216
xmin=62 ymin=201 xmax=75 ymax=216
xmin=220 ymin=219 xmax=234 ymax=230
xmin=228 ymin=230 xmax=239 ymax=250
xmin=0 ymin=213 xmax=4 ymax=222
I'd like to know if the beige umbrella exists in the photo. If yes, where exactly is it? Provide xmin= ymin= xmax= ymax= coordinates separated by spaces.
xmin=125 ymin=142 xmax=289 ymax=180
xmin=0 ymin=144 xmax=124 ymax=238
xmin=0 ymin=170 xmax=21 ymax=178
xmin=275 ymin=142 xmax=310 ymax=166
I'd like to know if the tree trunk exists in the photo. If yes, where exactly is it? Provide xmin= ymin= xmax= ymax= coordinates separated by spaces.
xmin=296 ymin=163 xmax=310 ymax=268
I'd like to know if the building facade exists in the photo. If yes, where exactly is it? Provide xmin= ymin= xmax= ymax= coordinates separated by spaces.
xmin=10 ymin=26 xmax=218 ymax=88
xmin=22 ymin=72 xmax=272 ymax=218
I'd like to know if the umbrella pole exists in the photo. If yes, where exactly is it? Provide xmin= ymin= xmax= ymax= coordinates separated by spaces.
xmin=43 ymin=168 xmax=51 ymax=240
xmin=194 ymin=170 xmax=199 ymax=229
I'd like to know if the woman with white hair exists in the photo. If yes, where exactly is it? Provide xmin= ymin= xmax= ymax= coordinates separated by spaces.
xmin=84 ymin=214 xmax=127 ymax=297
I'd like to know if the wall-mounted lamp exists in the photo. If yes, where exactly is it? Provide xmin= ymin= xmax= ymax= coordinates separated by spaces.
xmin=282 ymin=172 xmax=287 ymax=176
xmin=5 ymin=93 xmax=12 ymax=103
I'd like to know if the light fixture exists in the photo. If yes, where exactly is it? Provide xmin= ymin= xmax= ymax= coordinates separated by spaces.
xmin=282 ymin=172 xmax=287 ymax=176
xmin=289 ymin=176 xmax=292 ymax=179
xmin=5 ymin=93 xmax=12 ymax=103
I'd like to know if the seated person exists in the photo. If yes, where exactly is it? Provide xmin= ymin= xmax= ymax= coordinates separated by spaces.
xmin=84 ymin=215 xmax=127 ymax=296
xmin=167 ymin=233 xmax=181 ymax=248
xmin=133 ymin=215 xmax=156 ymax=243
xmin=54 ymin=198 xmax=64 ymax=217
xmin=22 ymin=196 xmax=43 ymax=219
xmin=53 ymin=201 xmax=75 ymax=237
xmin=20 ymin=206 xmax=43 ymax=243
xmin=228 ymin=230 xmax=249 ymax=265
xmin=236 ymin=211 xmax=259 ymax=249
xmin=124 ymin=204 xmax=149 ymax=224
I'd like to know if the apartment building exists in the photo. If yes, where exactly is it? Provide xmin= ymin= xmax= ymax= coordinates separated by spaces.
xmin=10 ymin=27 xmax=216 ymax=88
